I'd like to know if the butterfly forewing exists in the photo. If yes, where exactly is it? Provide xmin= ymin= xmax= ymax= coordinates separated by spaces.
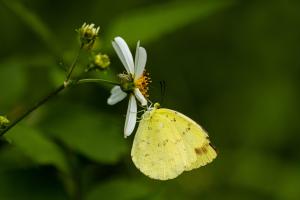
xmin=131 ymin=109 xmax=190 ymax=180
xmin=157 ymin=109 xmax=217 ymax=171
xmin=131 ymin=107 xmax=217 ymax=180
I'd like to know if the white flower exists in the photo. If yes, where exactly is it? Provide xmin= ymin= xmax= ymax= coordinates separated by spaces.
xmin=108 ymin=37 xmax=149 ymax=138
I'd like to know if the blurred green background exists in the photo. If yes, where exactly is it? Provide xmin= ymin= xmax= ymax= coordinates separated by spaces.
xmin=1 ymin=0 xmax=300 ymax=199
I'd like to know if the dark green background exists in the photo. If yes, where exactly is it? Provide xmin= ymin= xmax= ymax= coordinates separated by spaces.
xmin=0 ymin=0 xmax=299 ymax=199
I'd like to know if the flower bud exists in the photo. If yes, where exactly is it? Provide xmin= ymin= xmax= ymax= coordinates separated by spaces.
xmin=94 ymin=53 xmax=110 ymax=70
xmin=0 ymin=116 xmax=10 ymax=129
xmin=77 ymin=23 xmax=100 ymax=49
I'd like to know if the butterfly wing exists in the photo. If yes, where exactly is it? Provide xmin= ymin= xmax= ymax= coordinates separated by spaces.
xmin=131 ymin=109 xmax=193 ymax=180
xmin=157 ymin=109 xmax=217 ymax=171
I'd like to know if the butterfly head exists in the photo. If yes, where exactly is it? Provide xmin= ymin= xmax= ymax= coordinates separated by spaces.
xmin=154 ymin=103 xmax=160 ymax=109
xmin=146 ymin=102 xmax=160 ymax=111
xmin=142 ymin=102 xmax=161 ymax=119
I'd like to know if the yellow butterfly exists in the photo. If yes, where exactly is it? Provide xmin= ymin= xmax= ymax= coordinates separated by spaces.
xmin=131 ymin=103 xmax=217 ymax=180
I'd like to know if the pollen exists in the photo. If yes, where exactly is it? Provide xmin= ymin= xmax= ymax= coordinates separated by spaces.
xmin=135 ymin=71 xmax=151 ymax=97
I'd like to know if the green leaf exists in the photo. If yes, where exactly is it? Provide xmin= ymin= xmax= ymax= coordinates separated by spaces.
xmin=40 ymin=103 xmax=129 ymax=164
xmin=5 ymin=125 xmax=69 ymax=174
xmin=1 ymin=0 xmax=61 ymax=55
xmin=105 ymin=0 xmax=235 ymax=47
xmin=86 ymin=178 xmax=151 ymax=200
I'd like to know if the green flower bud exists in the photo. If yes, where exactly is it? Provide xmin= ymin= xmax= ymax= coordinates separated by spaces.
xmin=77 ymin=23 xmax=100 ymax=49
xmin=0 ymin=116 xmax=10 ymax=129
xmin=94 ymin=53 xmax=110 ymax=70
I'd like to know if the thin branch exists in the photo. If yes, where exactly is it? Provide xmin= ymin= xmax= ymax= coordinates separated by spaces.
xmin=0 ymin=84 xmax=65 ymax=137
xmin=66 ymin=44 xmax=83 ymax=81
xmin=77 ymin=78 xmax=120 ymax=86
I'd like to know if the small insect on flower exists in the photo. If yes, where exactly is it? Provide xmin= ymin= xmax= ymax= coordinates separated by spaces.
xmin=107 ymin=37 xmax=151 ymax=138
xmin=131 ymin=103 xmax=217 ymax=180
xmin=77 ymin=23 xmax=100 ymax=49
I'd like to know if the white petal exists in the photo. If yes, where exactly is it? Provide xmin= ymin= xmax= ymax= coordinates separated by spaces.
xmin=111 ymin=85 xmax=121 ymax=93
xmin=124 ymin=95 xmax=137 ymax=138
xmin=134 ymin=88 xmax=147 ymax=106
xmin=134 ymin=41 xmax=141 ymax=71
xmin=107 ymin=86 xmax=127 ymax=105
xmin=134 ymin=42 xmax=147 ymax=79
xmin=113 ymin=37 xmax=134 ymax=74
xmin=112 ymin=41 xmax=131 ymax=74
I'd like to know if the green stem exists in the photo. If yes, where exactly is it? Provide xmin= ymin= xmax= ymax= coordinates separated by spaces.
xmin=0 ymin=77 xmax=119 ymax=137
xmin=66 ymin=44 xmax=83 ymax=81
xmin=0 ymin=84 xmax=65 ymax=137
xmin=77 ymin=78 xmax=119 ymax=86
xmin=0 ymin=43 xmax=82 ymax=137
xmin=0 ymin=44 xmax=117 ymax=138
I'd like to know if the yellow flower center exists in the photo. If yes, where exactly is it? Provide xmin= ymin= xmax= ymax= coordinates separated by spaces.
xmin=134 ymin=71 xmax=151 ymax=97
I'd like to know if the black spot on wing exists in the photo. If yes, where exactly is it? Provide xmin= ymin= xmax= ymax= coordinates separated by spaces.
xmin=163 ymin=139 xmax=169 ymax=146
xmin=194 ymin=143 xmax=209 ymax=155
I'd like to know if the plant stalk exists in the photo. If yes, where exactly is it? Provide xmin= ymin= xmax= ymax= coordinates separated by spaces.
xmin=77 ymin=78 xmax=119 ymax=86
xmin=0 ymin=84 xmax=65 ymax=137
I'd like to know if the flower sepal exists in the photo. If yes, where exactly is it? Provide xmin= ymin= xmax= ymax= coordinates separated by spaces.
xmin=118 ymin=74 xmax=135 ymax=93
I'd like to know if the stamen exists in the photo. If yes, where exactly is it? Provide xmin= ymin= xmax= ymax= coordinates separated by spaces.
xmin=135 ymin=71 xmax=151 ymax=97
